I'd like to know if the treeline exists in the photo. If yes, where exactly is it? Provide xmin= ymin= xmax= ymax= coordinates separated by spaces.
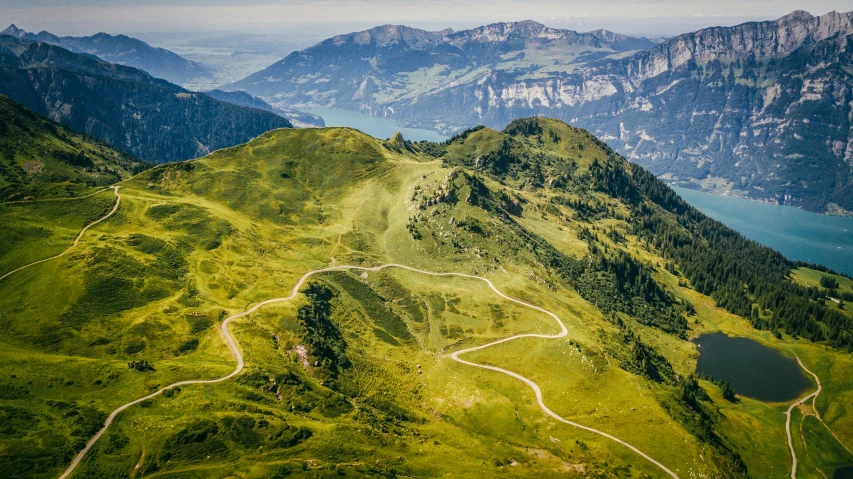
xmin=675 ymin=376 xmax=748 ymax=477
xmin=465 ymin=173 xmax=687 ymax=336
xmin=441 ymin=119 xmax=852 ymax=346
xmin=297 ymin=283 xmax=350 ymax=381
xmin=589 ymin=156 xmax=853 ymax=349
xmin=610 ymin=314 xmax=676 ymax=383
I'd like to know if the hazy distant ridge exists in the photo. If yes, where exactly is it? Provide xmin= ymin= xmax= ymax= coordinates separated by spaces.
xmin=1 ymin=23 xmax=213 ymax=84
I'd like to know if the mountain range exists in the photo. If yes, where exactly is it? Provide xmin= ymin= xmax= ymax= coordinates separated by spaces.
xmin=1 ymin=24 xmax=212 ymax=85
xmin=1 ymin=11 xmax=853 ymax=479
xmin=229 ymin=11 xmax=853 ymax=214
xmin=0 ymin=34 xmax=292 ymax=163
xmin=230 ymin=20 xmax=662 ymax=108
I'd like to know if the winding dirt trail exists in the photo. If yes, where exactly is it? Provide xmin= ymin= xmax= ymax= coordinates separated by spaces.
xmin=786 ymin=356 xmax=852 ymax=479
xmin=0 ymin=186 xmax=122 ymax=283
xmin=803 ymin=362 xmax=853 ymax=458
xmin=58 ymin=264 xmax=679 ymax=479
xmin=786 ymin=356 xmax=822 ymax=479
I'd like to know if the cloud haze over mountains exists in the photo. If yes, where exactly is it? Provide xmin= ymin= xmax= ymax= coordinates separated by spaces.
xmin=3 ymin=0 xmax=853 ymax=36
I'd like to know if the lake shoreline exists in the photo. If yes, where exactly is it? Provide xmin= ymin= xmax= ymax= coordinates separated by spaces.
xmin=673 ymin=186 xmax=853 ymax=277
xmin=300 ymin=107 xmax=447 ymax=143
xmin=668 ymin=182 xmax=853 ymax=217
xmin=692 ymin=332 xmax=812 ymax=403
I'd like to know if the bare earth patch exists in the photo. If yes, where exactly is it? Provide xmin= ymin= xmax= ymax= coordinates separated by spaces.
xmin=22 ymin=160 xmax=43 ymax=176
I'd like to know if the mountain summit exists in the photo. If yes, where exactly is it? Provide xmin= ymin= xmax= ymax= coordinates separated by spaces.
xmin=1 ymin=24 xmax=24 ymax=37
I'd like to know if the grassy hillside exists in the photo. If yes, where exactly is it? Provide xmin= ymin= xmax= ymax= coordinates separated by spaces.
xmin=0 ymin=120 xmax=850 ymax=478
xmin=0 ymin=95 xmax=147 ymax=201
xmin=0 ymin=96 xmax=149 ymax=276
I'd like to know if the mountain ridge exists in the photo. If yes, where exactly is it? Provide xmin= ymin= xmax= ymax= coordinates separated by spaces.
xmin=228 ymin=18 xmax=663 ymax=100
xmin=0 ymin=24 xmax=212 ymax=85
xmin=229 ymin=10 xmax=853 ymax=214
xmin=0 ymin=35 xmax=292 ymax=163
xmin=0 ymin=94 xmax=149 ymax=200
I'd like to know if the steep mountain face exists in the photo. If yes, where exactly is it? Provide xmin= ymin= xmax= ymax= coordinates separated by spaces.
xmin=206 ymin=89 xmax=325 ymax=127
xmin=1 ymin=24 xmax=212 ymax=85
xmin=0 ymin=95 xmax=148 ymax=200
xmin=227 ymin=21 xmax=660 ymax=114
xmin=0 ymin=35 xmax=292 ymax=163
xmin=231 ymin=11 xmax=853 ymax=213
xmin=1 ymin=118 xmax=851 ymax=479
xmin=563 ymin=10 xmax=853 ymax=214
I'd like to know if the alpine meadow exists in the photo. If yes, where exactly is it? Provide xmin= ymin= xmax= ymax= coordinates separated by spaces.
xmin=1 ymin=3 xmax=853 ymax=479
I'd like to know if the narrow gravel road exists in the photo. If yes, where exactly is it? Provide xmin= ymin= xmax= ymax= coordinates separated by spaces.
xmin=58 ymin=263 xmax=679 ymax=479
xmin=786 ymin=356 xmax=851 ymax=479
xmin=0 ymin=186 xmax=121 ymax=283
xmin=786 ymin=356 xmax=822 ymax=479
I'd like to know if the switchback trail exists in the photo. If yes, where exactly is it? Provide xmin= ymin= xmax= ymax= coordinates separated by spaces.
xmin=59 ymin=263 xmax=679 ymax=479
xmin=0 ymin=186 xmax=122 ymax=283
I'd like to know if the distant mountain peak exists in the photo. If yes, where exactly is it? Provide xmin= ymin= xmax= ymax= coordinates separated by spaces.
xmin=773 ymin=9 xmax=853 ymax=32
xmin=1 ymin=24 xmax=27 ymax=38
xmin=1 ymin=24 xmax=61 ymax=44
xmin=371 ymin=24 xmax=402 ymax=31
xmin=339 ymin=24 xmax=446 ymax=48
xmin=459 ymin=20 xmax=565 ymax=43
xmin=779 ymin=9 xmax=815 ymax=21
xmin=475 ymin=19 xmax=547 ymax=32
xmin=512 ymin=19 xmax=546 ymax=27
xmin=587 ymin=28 xmax=621 ymax=40
xmin=0 ymin=27 xmax=212 ymax=85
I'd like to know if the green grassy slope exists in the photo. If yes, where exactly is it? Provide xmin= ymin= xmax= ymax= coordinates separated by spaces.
xmin=0 ymin=95 xmax=148 ymax=201
xmin=0 ymin=96 xmax=149 ymax=276
xmin=0 ymin=121 xmax=851 ymax=478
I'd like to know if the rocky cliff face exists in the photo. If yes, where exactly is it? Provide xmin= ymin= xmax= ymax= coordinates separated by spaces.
xmin=577 ymin=10 xmax=853 ymax=212
xmin=230 ymin=12 xmax=853 ymax=213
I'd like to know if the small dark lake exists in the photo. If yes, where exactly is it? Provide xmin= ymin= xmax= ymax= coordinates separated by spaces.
xmin=835 ymin=465 xmax=853 ymax=479
xmin=693 ymin=332 xmax=812 ymax=402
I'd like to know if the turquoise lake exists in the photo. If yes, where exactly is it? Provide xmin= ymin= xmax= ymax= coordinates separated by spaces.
xmin=673 ymin=187 xmax=853 ymax=276
xmin=303 ymin=108 xmax=447 ymax=142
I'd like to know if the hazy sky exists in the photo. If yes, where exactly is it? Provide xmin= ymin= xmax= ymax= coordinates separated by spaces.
xmin=2 ymin=0 xmax=851 ymax=36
